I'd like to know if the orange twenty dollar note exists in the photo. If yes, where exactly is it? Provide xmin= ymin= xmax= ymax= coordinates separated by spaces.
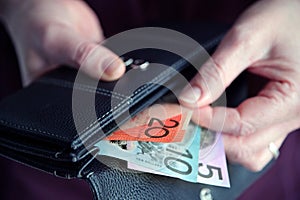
xmin=106 ymin=103 xmax=192 ymax=143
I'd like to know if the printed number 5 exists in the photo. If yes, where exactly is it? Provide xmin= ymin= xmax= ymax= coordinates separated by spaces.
xmin=198 ymin=163 xmax=223 ymax=180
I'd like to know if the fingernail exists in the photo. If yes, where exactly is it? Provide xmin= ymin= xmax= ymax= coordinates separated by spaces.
xmin=104 ymin=58 xmax=124 ymax=76
xmin=179 ymin=86 xmax=201 ymax=104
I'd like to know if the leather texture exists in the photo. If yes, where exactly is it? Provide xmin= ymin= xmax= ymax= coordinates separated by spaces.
xmin=85 ymin=156 xmax=271 ymax=200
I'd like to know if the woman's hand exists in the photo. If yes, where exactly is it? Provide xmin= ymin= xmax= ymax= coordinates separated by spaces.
xmin=1 ymin=0 xmax=125 ymax=85
xmin=180 ymin=0 xmax=300 ymax=171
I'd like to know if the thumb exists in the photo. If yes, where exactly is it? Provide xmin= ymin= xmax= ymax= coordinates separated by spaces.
xmin=73 ymin=41 xmax=126 ymax=81
xmin=179 ymin=26 xmax=270 ymax=107
xmin=44 ymin=25 xmax=125 ymax=81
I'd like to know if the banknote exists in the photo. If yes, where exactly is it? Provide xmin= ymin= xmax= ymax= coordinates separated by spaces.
xmin=197 ymin=129 xmax=230 ymax=188
xmin=129 ymin=128 xmax=230 ymax=188
xmin=96 ymin=122 xmax=201 ymax=183
xmin=105 ymin=103 xmax=192 ymax=143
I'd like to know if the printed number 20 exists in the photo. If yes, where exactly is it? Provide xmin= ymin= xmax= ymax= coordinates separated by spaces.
xmin=145 ymin=118 xmax=179 ymax=138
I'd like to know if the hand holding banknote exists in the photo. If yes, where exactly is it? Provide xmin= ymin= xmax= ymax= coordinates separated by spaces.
xmin=179 ymin=0 xmax=300 ymax=171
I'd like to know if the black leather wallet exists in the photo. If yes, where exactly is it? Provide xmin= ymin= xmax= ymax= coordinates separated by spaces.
xmin=0 ymin=23 xmax=262 ymax=199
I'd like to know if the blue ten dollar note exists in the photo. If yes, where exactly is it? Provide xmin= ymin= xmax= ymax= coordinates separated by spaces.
xmin=95 ymin=123 xmax=201 ymax=183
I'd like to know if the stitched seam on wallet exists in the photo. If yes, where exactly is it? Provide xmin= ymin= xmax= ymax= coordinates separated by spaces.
xmin=77 ymin=66 xmax=173 ymax=138
xmin=78 ymin=100 xmax=129 ymax=136
xmin=38 ymin=78 xmax=128 ymax=100
xmin=37 ymin=75 xmax=167 ymax=137
xmin=37 ymin=77 xmax=132 ymax=137
xmin=0 ymin=119 xmax=69 ymax=140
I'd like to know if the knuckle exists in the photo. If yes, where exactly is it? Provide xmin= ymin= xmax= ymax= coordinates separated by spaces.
xmin=73 ymin=42 xmax=97 ymax=66
xmin=228 ymin=25 xmax=254 ymax=49
xmin=199 ymin=62 xmax=226 ymax=97
xmin=262 ymin=82 xmax=294 ymax=102
xmin=226 ymin=109 xmax=256 ymax=136
xmin=277 ymin=81 xmax=298 ymax=107
xmin=238 ymin=120 xmax=256 ymax=136
xmin=235 ymin=150 xmax=250 ymax=163
xmin=41 ymin=23 xmax=66 ymax=51
xmin=260 ymin=81 xmax=299 ymax=119
xmin=213 ymin=59 xmax=227 ymax=87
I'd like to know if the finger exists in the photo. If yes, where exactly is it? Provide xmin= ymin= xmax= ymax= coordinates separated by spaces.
xmin=223 ymin=119 xmax=297 ymax=171
xmin=74 ymin=42 xmax=126 ymax=81
xmin=179 ymin=25 xmax=271 ymax=107
xmin=191 ymin=80 xmax=297 ymax=135
xmin=43 ymin=25 xmax=125 ymax=81
xmin=233 ymin=137 xmax=283 ymax=172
